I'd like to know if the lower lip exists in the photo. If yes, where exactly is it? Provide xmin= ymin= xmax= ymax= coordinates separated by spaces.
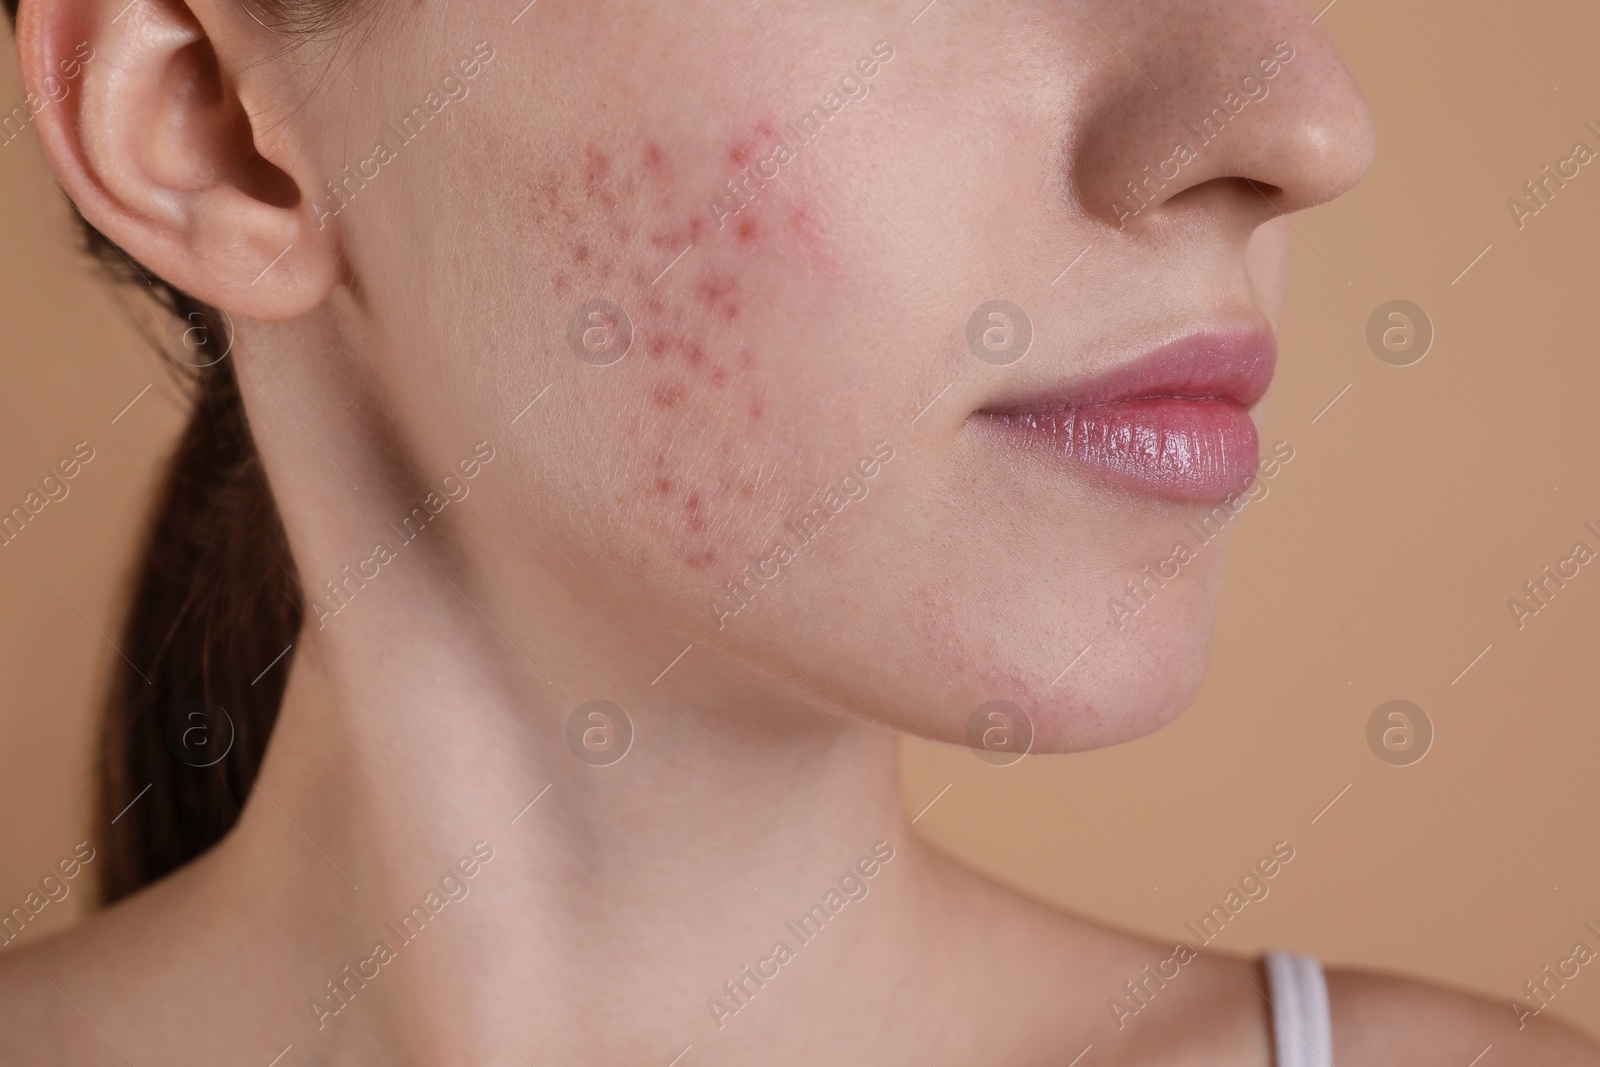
xmin=980 ymin=397 xmax=1260 ymax=501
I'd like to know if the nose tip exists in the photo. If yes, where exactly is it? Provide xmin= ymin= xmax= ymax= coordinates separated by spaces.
xmin=1245 ymin=55 xmax=1378 ymax=215
xmin=1070 ymin=23 xmax=1378 ymax=233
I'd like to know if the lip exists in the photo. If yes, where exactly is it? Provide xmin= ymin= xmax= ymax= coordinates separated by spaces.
xmin=973 ymin=330 xmax=1277 ymax=502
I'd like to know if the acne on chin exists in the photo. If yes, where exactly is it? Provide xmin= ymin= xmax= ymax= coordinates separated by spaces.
xmin=888 ymin=562 xmax=1217 ymax=752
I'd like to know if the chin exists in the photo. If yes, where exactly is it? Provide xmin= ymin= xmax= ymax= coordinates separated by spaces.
xmin=941 ymin=556 xmax=1228 ymax=758
xmin=1008 ymin=605 xmax=1218 ymax=755
xmin=1062 ymin=619 xmax=1217 ymax=752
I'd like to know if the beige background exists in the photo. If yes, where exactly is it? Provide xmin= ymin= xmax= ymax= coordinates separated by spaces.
xmin=5 ymin=0 xmax=1600 ymax=1038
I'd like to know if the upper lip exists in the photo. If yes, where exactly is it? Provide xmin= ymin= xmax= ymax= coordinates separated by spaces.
xmin=976 ymin=329 xmax=1277 ymax=415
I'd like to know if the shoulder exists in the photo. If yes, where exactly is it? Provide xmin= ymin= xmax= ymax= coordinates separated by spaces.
xmin=0 ymin=848 xmax=239 ymax=1063
xmin=1327 ymin=966 xmax=1600 ymax=1067
xmin=0 ymin=931 xmax=118 ymax=1064
xmin=908 ymin=846 xmax=1600 ymax=1066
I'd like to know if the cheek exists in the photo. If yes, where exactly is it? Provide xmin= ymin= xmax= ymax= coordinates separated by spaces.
xmin=527 ymin=117 xmax=839 ymax=574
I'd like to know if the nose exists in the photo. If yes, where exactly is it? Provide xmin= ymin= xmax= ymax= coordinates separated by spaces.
xmin=1066 ymin=0 xmax=1377 ymax=233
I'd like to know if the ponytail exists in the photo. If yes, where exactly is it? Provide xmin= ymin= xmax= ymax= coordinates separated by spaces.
xmin=95 ymin=296 xmax=302 ymax=903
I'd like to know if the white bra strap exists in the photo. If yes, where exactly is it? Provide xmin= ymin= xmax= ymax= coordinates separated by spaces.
xmin=1263 ymin=950 xmax=1334 ymax=1067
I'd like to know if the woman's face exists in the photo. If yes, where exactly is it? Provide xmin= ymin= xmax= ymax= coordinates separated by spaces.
xmin=281 ymin=0 xmax=1373 ymax=750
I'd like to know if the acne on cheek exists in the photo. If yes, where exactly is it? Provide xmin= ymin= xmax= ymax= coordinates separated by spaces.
xmin=717 ymin=121 xmax=832 ymax=266
xmin=532 ymin=122 xmax=827 ymax=570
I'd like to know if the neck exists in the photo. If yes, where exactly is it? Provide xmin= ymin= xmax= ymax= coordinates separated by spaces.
xmin=214 ymin=554 xmax=939 ymax=1063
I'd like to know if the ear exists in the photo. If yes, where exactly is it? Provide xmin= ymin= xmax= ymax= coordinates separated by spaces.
xmin=15 ymin=0 xmax=342 ymax=320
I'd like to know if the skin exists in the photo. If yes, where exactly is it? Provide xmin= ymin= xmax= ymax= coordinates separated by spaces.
xmin=3 ymin=0 xmax=1598 ymax=1063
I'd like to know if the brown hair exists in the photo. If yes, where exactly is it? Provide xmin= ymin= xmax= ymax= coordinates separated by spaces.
xmin=3 ymin=0 xmax=358 ymax=903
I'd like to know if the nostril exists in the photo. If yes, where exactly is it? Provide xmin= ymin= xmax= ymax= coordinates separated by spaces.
xmin=1169 ymin=176 xmax=1284 ymax=211
xmin=1241 ymin=178 xmax=1288 ymax=214
xmin=1114 ymin=176 xmax=1286 ymax=235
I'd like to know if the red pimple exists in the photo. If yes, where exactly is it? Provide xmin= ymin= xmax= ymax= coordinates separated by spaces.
xmin=647 ymin=336 xmax=671 ymax=360
xmin=695 ymin=272 xmax=737 ymax=310
xmin=574 ymin=244 xmax=591 ymax=262
xmin=654 ymin=476 xmax=674 ymax=495
xmin=685 ymin=343 xmax=705 ymax=366
xmin=651 ymin=382 xmax=687 ymax=408
xmin=583 ymin=145 xmax=611 ymax=195
xmin=737 ymin=217 xmax=759 ymax=244
xmin=685 ymin=492 xmax=707 ymax=532
xmin=785 ymin=202 xmax=831 ymax=265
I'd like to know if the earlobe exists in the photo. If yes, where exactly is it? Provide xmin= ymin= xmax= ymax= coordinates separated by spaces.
xmin=16 ymin=0 xmax=341 ymax=320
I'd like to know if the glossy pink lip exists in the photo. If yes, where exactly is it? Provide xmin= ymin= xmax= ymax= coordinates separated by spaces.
xmin=975 ymin=331 xmax=1277 ymax=502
